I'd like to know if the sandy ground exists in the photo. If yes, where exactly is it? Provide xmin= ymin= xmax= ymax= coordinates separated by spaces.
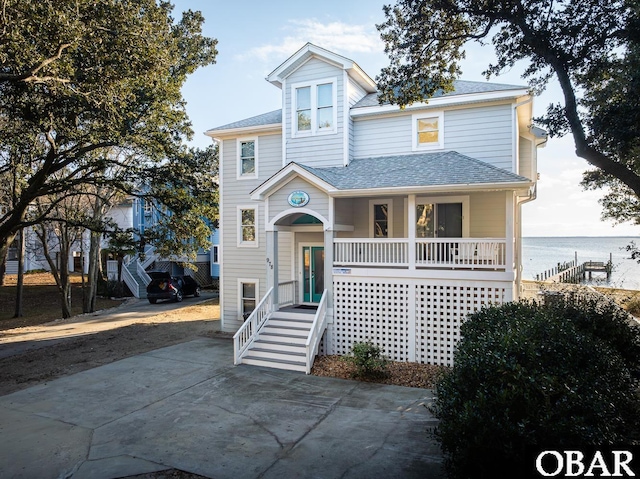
xmin=0 ymin=297 xmax=223 ymax=396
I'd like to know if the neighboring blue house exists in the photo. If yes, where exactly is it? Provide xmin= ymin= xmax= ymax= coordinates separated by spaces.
xmin=106 ymin=196 xmax=219 ymax=297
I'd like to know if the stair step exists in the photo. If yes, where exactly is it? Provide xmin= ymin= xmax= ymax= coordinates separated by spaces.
xmin=258 ymin=332 xmax=306 ymax=345
xmin=248 ymin=348 xmax=305 ymax=361
xmin=253 ymin=339 xmax=306 ymax=353
xmin=267 ymin=318 xmax=314 ymax=329
xmin=262 ymin=324 xmax=310 ymax=333
xmin=272 ymin=311 xmax=316 ymax=320
xmin=242 ymin=356 xmax=307 ymax=373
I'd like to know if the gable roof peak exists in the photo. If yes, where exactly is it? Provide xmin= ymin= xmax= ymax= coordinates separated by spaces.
xmin=266 ymin=42 xmax=376 ymax=93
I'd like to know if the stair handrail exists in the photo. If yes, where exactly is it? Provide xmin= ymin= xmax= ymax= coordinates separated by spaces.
xmin=136 ymin=260 xmax=151 ymax=286
xmin=233 ymin=287 xmax=274 ymax=365
xmin=305 ymin=289 xmax=328 ymax=374
xmin=140 ymin=245 xmax=157 ymax=270
xmin=121 ymin=263 xmax=140 ymax=298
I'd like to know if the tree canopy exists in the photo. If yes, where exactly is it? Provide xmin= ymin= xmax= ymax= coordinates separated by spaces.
xmin=0 ymin=0 xmax=218 ymax=262
xmin=377 ymin=0 xmax=640 ymax=223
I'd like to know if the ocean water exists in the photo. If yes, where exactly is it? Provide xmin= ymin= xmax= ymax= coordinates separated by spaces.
xmin=522 ymin=237 xmax=640 ymax=290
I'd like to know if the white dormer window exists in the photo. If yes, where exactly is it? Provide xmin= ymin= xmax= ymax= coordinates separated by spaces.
xmin=237 ymin=137 xmax=258 ymax=179
xmin=412 ymin=111 xmax=444 ymax=151
xmin=292 ymin=78 xmax=337 ymax=137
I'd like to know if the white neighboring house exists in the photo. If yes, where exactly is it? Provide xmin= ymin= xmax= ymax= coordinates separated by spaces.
xmin=205 ymin=43 xmax=546 ymax=372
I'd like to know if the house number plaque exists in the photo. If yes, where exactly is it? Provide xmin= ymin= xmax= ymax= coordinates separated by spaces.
xmin=287 ymin=190 xmax=309 ymax=207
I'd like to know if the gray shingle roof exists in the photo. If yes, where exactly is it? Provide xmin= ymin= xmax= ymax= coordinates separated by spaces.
xmin=352 ymin=80 xmax=528 ymax=109
xmin=206 ymin=109 xmax=281 ymax=132
xmin=297 ymin=152 xmax=531 ymax=190
xmin=207 ymin=80 xmax=527 ymax=133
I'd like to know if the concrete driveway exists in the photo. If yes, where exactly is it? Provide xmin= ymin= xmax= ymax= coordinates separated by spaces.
xmin=0 ymin=337 xmax=444 ymax=479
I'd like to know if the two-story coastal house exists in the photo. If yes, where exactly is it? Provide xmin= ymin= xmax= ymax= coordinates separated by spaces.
xmin=206 ymin=43 xmax=546 ymax=372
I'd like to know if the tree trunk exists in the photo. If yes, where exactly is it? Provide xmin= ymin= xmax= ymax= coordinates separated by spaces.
xmin=0 ymin=232 xmax=17 ymax=287
xmin=84 ymin=231 xmax=101 ymax=313
xmin=13 ymin=229 xmax=24 ymax=317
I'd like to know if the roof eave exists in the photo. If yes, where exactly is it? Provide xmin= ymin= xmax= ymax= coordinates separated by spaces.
xmin=351 ymin=89 xmax=531 ymax=118
xmin=204 ymin=123 xmax=282 ymax=140
xmin=328 ymin=181 xmax=534 ymax=197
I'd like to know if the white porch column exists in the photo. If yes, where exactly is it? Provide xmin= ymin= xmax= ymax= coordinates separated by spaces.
xmin=408 ymin=194 xmax=416 ymax=270
xmin=266 ymin=230 xmax=279 ymax=308
xmin=324 ymin=229 xmax=334 ymax=314
xmin=68 ymin=253 xmax=75 ymax=273
xmin=505 ymin=192 xmax=515 ymax=274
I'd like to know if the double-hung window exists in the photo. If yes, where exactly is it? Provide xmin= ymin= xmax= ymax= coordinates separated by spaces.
xmin=292 ymin=78 xmax=337 ymax=136
xmin=237 ymin=138 xmax=257 ymax=179
xmin=238 ymin=206 xmax=257 ymax=247
xmin=412 ymin=111 xmax=444 ymax=150
xmin=239 ymin=279 xmax=259 ymax=320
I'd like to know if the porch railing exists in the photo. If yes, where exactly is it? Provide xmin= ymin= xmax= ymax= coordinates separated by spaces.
xmin=334 ymin=239 xmax=408 ymax=267
xmin=233 ymin=287 xmax=274 ymax=365
xmin=334 ymin=238 xmax=506 ymax=270
xmin=305 ymin=289 xmax=328 ymax=374
xmin=278 ymin=280 xmax=297 ymax=307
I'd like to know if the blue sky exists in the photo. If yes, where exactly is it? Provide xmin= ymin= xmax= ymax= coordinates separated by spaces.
xmin=172 ymin=0 xmax=639 ymax=237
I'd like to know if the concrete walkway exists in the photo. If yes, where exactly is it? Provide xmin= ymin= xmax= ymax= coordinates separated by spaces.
xmin=0 ymin=337 xmax=444 ymax=479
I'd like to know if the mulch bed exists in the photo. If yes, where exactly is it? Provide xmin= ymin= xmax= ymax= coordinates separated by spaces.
xmin=311 ymin=354 xmax=448 ymax=389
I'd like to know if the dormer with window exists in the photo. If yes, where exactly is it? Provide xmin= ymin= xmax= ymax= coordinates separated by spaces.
xmin=266 ymin=43 xmax=376 ymax=169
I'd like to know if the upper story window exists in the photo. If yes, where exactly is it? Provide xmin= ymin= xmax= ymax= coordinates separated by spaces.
xmin=292 ymin=78 xmax=337 ymax=137
xmin=412 ymin=111 xmax=444 ymax=151
xmin=237 ymin=137 xmax=257 ymax=179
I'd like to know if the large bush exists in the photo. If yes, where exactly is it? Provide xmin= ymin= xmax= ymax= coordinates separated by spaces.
xmin=431 ymin=298 xmax=640 ymax=479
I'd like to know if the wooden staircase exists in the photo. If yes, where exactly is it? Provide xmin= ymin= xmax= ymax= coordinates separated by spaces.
xmin=241 ymin=308 xmax=316 ymax=372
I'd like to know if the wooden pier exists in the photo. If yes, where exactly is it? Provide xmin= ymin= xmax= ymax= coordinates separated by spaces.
xmin=535 ymin=252 xmax=612 ymax=284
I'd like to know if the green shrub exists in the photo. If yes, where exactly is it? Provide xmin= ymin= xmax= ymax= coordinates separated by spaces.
xmin=431 ymin=299 xmax=640 ymax=479
xmin=345 ymin=340 xmax=389 ymax=378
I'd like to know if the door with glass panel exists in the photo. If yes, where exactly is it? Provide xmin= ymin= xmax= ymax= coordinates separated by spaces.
xmin=416 ymin=202 xmax=462 ymax=262
xmin=302 ymin=246 xmax=324 ymax=303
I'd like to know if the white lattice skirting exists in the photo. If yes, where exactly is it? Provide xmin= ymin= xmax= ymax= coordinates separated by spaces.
xmin=328 ymin=277 xmax=512 ymax=366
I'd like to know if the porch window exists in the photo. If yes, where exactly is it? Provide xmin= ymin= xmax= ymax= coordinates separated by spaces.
xmin=237 ymin=137 xmax=257 ymax=178
xmin=292 ymin=78 xmax=337 ymax=136
xmin=238 ymin=207 xmax=257 ymax=246
xmin=239 ymin=280 xmax=258 ymax=320
xmin=412 ymin=111 xmax=444 ymax=150
xmin=370 ymin=199 xmax=393 ymax=238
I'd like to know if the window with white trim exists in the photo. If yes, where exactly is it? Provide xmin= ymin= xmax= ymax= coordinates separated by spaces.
xmin=237 ymin=138 xmax=257 ymax=179
xmin=369 ymin=199 xmax=393 ymax=238
xmin=212 ymin=245 xmax=219 ymax=264
xmin=412 ymin=112 xmax=444 ymax=150
xmin=292 ymin=78 xmax=337 ymax=136
xmin=239 ymin=280 xmax=259 ymax=320
xmin=238 ymin=207 xmax=257 ymax=247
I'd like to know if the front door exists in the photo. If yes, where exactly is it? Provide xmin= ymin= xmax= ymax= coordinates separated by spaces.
xmin=302 ymin=246 xmax=324 ymax=303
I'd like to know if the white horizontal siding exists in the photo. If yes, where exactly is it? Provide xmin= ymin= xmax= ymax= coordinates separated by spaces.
xmin=268 ymin=177 xmax=330 ymax=224
xmin=284 ymin=58 xmax=345 ymax=168
xmin=352 ymin=103 xmax=515 ymax=171
xmin=519 ymin=137 xmax=534 ymax=180
xmin=469 ymin=192 xmax=506 ymax=237
xmin=220 ymin=133 xmax=282 ymax=332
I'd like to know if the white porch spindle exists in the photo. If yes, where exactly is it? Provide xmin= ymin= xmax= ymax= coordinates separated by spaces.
xmin=333 ymin=238 xmax=506 ymax=270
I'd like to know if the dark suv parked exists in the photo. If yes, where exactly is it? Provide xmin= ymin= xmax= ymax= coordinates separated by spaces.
xmin=146 ymin=272 xmax=201 ymax=304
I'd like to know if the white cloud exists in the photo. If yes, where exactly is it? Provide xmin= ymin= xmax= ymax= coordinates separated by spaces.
xmin=238 ymin=19 xmax=383 ymax=63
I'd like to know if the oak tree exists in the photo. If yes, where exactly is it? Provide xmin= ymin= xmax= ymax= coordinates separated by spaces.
xmin=377 ymin=0 xmax=639 ymax=221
